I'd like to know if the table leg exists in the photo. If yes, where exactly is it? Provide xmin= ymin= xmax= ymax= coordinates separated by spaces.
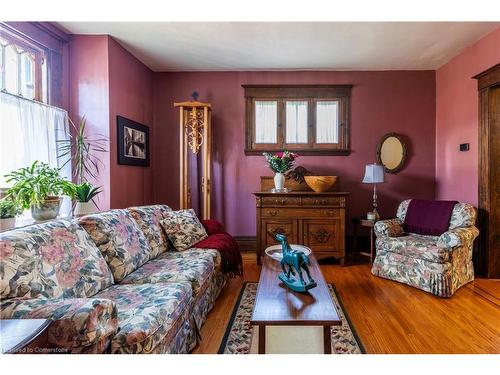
xmin=258 ymin=325 xmax=266 ymax=354
xmin=323 ymin=326 xmax=332 ymax=354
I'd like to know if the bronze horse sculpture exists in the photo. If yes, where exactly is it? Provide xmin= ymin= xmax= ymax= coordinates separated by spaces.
xmin=275 ymin=233 xmax=316 ymax=292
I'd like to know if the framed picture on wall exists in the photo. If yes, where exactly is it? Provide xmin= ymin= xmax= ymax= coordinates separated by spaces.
xmin=117 ymin=116 xmax=150 ymax=167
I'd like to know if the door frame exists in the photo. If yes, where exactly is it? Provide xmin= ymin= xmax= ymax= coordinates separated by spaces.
xmin=474 ymin=63 xmax=500 ymax=278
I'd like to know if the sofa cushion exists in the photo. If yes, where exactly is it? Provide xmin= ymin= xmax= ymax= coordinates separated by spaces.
xmin=1 ymin=296 xmax=118 ymax=353
xmin=0 ymin=220 xmax=113 ymax=299
xmin=376 ymin=234 xmax=450 ymax=263
xmin=78 ymin=209 xmax=152 ymax=282
xmin=128 ymin=205 xmax=172 ymax=259
xmin=119 ymin=249 xmax=216 ymax=296
xmin=94 ymin=282 xmax=192 ymax=354
xmin=160 ymin=209 xmax=208 ymax=251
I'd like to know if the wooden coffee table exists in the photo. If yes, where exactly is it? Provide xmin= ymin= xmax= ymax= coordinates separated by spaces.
xmin=251 ymin=252 xmax=341 ymax=354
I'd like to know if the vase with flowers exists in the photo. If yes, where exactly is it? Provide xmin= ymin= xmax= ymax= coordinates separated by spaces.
xmin=263 ymin=151 xmax=299 ymax=191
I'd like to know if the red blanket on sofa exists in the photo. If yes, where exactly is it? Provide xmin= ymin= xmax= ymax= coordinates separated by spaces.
xmin=194 ymin=220 xmax=243 ymax=277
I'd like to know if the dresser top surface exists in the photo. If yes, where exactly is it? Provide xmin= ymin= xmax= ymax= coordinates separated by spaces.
xmin=254 ymin=191 xmax=350 ymax=196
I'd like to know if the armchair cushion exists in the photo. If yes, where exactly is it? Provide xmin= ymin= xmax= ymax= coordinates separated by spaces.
xmin=78 ymin=209 xmax=152 ymax=282
xmin=0 ymin=297 xmax=118 ymax=353
xmin=0 ymin=220 xmax=113 ymax=300
xmin=374 ymin=219 xmax=405 ymax=238
xmin=377 ymin=234 xmax=449 ymax=263
xmin=128 ymin=205 xmax=173 ymax=259
xmin=437 ymin=227 xmax=480 ymax=249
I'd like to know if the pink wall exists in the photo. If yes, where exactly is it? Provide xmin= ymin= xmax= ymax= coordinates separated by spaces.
xmin=435 ymin=27 xmax=500 ymax=205
xmin=153 ymin=71 xmax=436 ymax=236
xmin=69 ymin=35 xmax=111 ymax=210
xmin=108 ymin=38 xmax=155 ymax=208
xmin=69 ymin=35 xmax=156 ymax=210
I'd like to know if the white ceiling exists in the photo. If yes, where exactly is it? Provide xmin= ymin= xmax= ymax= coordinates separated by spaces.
xmin=57 ymin=22 xmax=499 ymax=72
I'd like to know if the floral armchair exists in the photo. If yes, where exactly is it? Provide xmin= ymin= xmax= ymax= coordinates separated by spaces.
xmin=371 ymin=200 xmax=479 ymax=297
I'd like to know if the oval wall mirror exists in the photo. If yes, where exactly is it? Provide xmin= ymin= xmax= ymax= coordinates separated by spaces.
xmin=377 ymin=133 xmax=407 ymax=173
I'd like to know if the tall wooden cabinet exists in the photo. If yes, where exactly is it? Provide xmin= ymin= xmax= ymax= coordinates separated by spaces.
xmin=254 ymin=191 xmax=349 ymax=265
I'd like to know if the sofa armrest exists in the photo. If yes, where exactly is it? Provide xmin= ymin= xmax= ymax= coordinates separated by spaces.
xmin=437 ymin=226 xmax=480 ymax=249
xmin=201 ymin=219 xmax=226 ymax=235
xmin=1 ymin=297 xmax=118 ymax=353
xmin=374 ymin=219 xmax=405 ymax=238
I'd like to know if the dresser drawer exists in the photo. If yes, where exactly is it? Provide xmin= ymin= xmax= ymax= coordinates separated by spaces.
xmin=301 ymin=196 xmax=344 ymax=207
xmin=260 ymin=196 xmax=301 ymax=207
xmin=261 ymin=208 xmax=340 ymax=218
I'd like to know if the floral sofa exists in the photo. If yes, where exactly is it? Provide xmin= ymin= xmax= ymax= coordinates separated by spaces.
xmin=0 ymin=205 xmax=231 ymax=353
xmin=371 ymin=200 xmax=479 ymax=297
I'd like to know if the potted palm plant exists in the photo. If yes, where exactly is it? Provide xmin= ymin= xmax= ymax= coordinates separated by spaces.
xmin=57 ymin=116 xmax=108 ymax=184
xmin=73 ymin=182 xmax=102 ymax=216
xmin=0 ymin=198 xmax=22 ymax=231
xmin=57 ymin=116 xmax=107 ymax=214
xmin=5 ymin=161 xmax=75 ymax=221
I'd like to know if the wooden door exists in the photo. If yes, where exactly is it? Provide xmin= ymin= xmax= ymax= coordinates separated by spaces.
xmin=303 ymin=219 xmax=341 ymax=254
xmin=261 ymin=219 xmax=299 ymax=249
xmin=475 ymin=63 xmax=500 ymax=278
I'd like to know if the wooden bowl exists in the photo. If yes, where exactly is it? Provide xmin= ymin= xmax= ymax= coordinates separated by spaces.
xmin=304 ymin=176 xmax=338 ymax=192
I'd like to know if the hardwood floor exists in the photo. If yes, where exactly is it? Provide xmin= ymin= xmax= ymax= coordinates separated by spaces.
xmin=193 ymin=253 xmax=500 ymax=354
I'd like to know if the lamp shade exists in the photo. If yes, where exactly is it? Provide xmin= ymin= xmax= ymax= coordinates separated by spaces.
xmin=362 ymin=164 xmax=385 ymax=184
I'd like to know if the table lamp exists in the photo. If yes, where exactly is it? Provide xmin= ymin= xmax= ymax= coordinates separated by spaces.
xmin=362 ymin=164 xmax=385 ymax=220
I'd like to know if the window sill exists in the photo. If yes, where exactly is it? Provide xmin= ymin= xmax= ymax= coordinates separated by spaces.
xmin=244 ymin=149 xmax=351 ymax=156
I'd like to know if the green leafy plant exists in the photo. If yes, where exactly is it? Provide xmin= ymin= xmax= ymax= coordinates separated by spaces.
xmin=73 ymin=182 xmax=102 ymax=203
xmin=263 ymin=150 xmax=299 ymax=173
xmin=4 ymin=161 xmax=75 ymax=209
xmin=57 ymin=116 xmax=108 ymax=184
xmin=0 ymin=198 xmax=23 ymax=219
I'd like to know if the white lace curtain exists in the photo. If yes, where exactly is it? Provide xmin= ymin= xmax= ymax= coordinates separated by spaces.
xmin=0 ymin=91 xmax=71 ymax=213
xmin=255 ymin=101 xmax=278 ymax=143
xmin=316 ymin=101 xmax=339 ymax=144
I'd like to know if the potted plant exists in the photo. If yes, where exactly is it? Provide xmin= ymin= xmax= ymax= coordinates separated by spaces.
xmin=0 ymin=198 xmax=22 ymax=231
xmin=263 ymin=151 xmax=299 ymax=191
xmin=73 ymin=182 xmax=102 ymax=216
xmin=57 ymin=116 xmax=108 ymax=184
xmin=5 ymin=161 xmax=75 ymax=221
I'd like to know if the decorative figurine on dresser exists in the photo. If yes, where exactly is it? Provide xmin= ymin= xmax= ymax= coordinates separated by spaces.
xmin=254 ymin=163 xmax=349 ymax=265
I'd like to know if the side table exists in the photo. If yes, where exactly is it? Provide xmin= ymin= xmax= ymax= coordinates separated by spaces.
xmin=0 ymin=319 xmax=51 ymax=354
xmin=352 ymin=217 xmax=382 ymax=264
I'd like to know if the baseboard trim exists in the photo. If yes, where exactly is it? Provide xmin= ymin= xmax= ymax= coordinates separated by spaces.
xmin=234 ymin=236 xmax=256 ymax=253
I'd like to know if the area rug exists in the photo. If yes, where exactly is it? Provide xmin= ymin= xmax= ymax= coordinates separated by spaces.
xmin=218 ymin=282 xmax=366 ymax=354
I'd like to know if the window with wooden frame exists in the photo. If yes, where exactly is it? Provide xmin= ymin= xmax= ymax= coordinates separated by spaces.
xmin=0 ymin=25 xmax=47 ymax=102
xmin=244 ymin=85 xmax=351 ymax=155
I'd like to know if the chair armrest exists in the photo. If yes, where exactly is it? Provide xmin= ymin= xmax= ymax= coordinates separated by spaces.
xmin=374 ymin=219 xmax=404 ymax=238
xmin=201 ymin=219 xmax=226 ymax=235
xmin=1 ymin=297 xmax=118 ymax=352
xmin=437 ymin=226 xmax=480 ymax=249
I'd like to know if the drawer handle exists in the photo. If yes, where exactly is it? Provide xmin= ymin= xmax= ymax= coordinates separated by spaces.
xmin=315 ymin=199 xmax=329 ymax=205
xmin=326 ymin=210 xmax=335 ymax=216
xmin=275 ymin=198 xmax=287 ymax=205
xmin=268 ymin=210 xmax=278 ymax=216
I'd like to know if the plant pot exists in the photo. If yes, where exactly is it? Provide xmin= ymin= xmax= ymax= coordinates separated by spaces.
xmin=74 ymin=201 xmax=97 ymax=217
xmin=31 ymin=197 xmax=62 ymax=221
xmin=274 ymin=172 xmax=285 ymax=190
xmin=0 ymin=217 xmax=15 ymax=231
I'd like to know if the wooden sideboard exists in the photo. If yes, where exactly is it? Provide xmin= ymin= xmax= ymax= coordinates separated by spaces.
xmin=254 ymin=191 xmax=349 ymax=265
